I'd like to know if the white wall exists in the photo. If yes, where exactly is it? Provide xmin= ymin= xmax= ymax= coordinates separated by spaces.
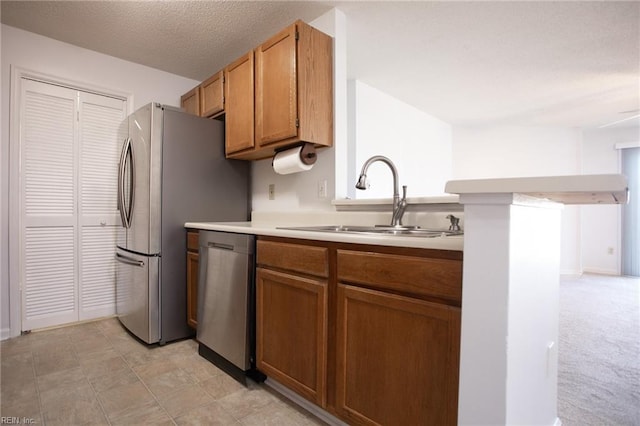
xmin=452 ymin=126 xmax=583 ymax=275
xmin=581 ymin=126 xmax=639 ymax=275
xmin=251 ymin=75 xmax=453 ymax=211
xmin=452 ymin=124 xmax=638 ymax=275
xmin=252 ymin=148 xmax=336 ymax=212
xmin=350 ymin=80 xmax=452 ymax=200
xmin=452 ymin=126 xmax=582 ymax=179
xmin=1 ymin=24 xmax=200 ymax=338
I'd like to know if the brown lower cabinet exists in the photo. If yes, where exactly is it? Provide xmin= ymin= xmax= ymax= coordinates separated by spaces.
xmin=256 ymin=268 xmax=327 ymax=406
xmin=186 ymin=230 xmax=199 ymax=329
xmin=256 ymin=236 xmax=462 ymax=426
xmin=335 ymin=285 xmax=460 ymax=425
xmin=256 ymin=239 xmax=329 ymax=406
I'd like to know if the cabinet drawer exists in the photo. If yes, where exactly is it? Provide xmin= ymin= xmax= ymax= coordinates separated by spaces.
xmin=187 ymin=231 xmax=199 ymax=252
xmin=257 ymin=240 xmax=328 ymax=278
xmin=337 ymin=250 xmax=462 ymax=303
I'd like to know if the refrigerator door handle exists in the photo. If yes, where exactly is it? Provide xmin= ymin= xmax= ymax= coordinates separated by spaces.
xmin=115 ymin=252 xmax=145 ymax=267
xmin=117 ymin=137 xmax=128 ymax=227
xmin=118 ymin=137 xmax=135 ymax=229
xmin=126 ymin=137 xmax=136 ymax=228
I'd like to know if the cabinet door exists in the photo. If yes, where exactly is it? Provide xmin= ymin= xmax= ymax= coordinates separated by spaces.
xmin=200 ymin=70 xmax=224 ymax=117
xmin=335 ymin=284 xmax=460 ymax=426
xmin=256 ymin=267 xmax=327 ymax=406
xmin=186 ymin=251 xmax=199 ymax=329
xmin=180 ymin=87 xmax=200 ymax=116
xmin=225 ymin=52 xmax=255 ymax=155
xmin=255 ymin=24 xmax=298 ymax=146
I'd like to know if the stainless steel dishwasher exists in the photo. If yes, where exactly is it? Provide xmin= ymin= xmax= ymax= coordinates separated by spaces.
xmin=197 ymin=231 xmax=260 ymax=384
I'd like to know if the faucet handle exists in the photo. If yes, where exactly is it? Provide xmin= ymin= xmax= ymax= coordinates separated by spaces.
xmin=402 ymin=185 xmax=407 ymax=199
xmin=446 ymin=214 xmax=461 ymax=231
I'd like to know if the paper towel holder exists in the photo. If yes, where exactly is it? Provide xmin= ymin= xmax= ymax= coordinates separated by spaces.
xmin=273 ymin=142 xmax=317 ymax=166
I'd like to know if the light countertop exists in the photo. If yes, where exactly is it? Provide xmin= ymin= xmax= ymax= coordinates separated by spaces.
xmin=184 ymin=221 xmax=464 ymax=251
xmin=445 ymin=174 xmax=628 ymax=204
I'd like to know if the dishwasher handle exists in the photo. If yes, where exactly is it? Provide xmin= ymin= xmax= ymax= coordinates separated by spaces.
xmin=207 ymin=242 xmax=235 ymax=251
xmin=198 ymin=231 xmax=254 ymax=255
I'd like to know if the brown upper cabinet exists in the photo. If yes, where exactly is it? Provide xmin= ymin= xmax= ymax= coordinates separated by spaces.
xmin=225 ymin=52 xmax=256 ymax=155
xmin=254 ymin=24 xmax=299 ymax=147
xmin=227 ymin=20 xmax=333 ymax=160
xmin=179 ymin=20 xmax=333 ymax=160
xmin=180 ymin=86 xmax=200 ymax=116
xmin=200 ymin=70 xmax=225 ymax=118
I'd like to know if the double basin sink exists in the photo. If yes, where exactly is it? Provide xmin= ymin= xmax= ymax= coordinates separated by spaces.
xmin=278 ymin=225 xmax=463 ymax=238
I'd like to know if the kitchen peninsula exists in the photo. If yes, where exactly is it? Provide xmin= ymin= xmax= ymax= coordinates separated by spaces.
xmin=447 ymin=173 xmax=628 ymax=426
xmin=187 ymin=174 xmax=628 ymax=426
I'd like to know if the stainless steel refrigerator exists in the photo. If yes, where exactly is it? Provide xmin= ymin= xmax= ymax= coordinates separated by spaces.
xmin=115 ymin=102 xmax=249 ymax=345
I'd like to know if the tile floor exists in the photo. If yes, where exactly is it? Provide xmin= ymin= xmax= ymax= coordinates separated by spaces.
xmin=0 ymin=318 xmax=326 ymax=425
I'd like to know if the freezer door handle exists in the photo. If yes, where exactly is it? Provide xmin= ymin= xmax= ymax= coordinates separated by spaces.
xmin=115 ymin=252 xmax=145 ymax=267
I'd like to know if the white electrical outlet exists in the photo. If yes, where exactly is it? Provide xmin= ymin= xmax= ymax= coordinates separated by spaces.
xmin=268 ymin=184 xmax=275 ymax=200
xmin=546 ymin=341 xmax=555 ymax=377
xmin=318 ymin=180 xmax=328 ymax=198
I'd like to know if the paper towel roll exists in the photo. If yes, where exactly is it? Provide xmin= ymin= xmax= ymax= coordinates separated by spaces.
xmin=272 ymin=144 xmax=316 ymax=175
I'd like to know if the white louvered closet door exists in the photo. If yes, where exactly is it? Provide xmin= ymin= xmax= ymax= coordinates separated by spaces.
xmin=19 ymin=79 xmax=127 ymax=331
xmin=78 ymin=92 xmax=128 ymax=320
xmin=21 ymin=80 xmax=78 ymax=330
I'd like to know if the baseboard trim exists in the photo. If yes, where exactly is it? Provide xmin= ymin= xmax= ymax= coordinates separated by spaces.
xmin=582 ymin=268 xmax=619 ymax=276
xmin=264 ymin=378 xmax=348 ymax=426
xmin=560 ymin=272 xmax=582 ymax=280
xmin=1 ymin=327 xmax=11 ymax=341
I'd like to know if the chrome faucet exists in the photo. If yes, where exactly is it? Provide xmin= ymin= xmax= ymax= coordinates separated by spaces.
xmin=355 ymin=155 xmax=407 ymax=227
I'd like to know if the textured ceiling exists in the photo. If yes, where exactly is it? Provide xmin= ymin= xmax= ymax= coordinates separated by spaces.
xmin=2 ymin=1 xmax=639 ymax=129
xmin=341 ymin=1 xmax=640 ymax=128
xmin=0 ymin=1 xmax=333 ymax=80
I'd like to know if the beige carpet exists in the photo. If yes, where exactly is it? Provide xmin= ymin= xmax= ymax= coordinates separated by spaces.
xmin=558 ymin=274 xmax=640 ymax=425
